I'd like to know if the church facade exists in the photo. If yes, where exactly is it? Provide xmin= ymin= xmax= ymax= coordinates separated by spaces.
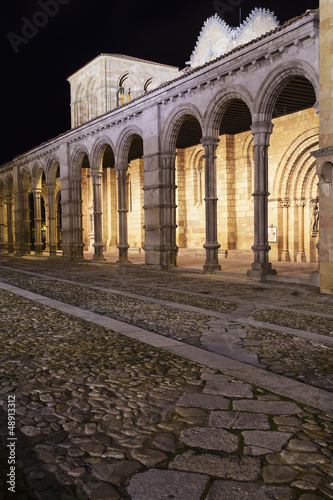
xmin=0 ymin=8 xmax=326 ymax=285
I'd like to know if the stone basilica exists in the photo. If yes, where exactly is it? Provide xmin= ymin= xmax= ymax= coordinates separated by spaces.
xmin=1 ymin=4 xmax=333 ymax=293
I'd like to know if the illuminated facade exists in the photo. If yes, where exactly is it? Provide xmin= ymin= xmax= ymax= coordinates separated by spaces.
xmin=0 ymin=8 xmax=327 ymax=286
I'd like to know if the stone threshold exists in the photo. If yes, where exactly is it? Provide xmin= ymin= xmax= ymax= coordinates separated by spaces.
xmin=1 ymin=280 xmax=332 ymax=414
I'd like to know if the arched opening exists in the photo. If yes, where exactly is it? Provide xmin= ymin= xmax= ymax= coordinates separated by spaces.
xmin=0 ymin=182 xmax=6 ymax=251
xmin=101 ymin=145 xmax=117 ymax=252
xmin=80 ymin=153 xmax=93 ymax=252
xmin=126 ymin=135 xmax=144 ymax=253
xmin=269 ymin=75 xmax=318 ymax=263
xmin=173 ymin=114 xmax=203 ymax=257
xmin=5 ymin=177 xmax=14 ymax=253
xmin=216 ymin=98 xmax=253 ymax=258
xmin=56 ymin=189 xmax=62 ymax=250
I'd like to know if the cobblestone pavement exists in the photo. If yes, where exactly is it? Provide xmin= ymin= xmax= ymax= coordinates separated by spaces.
xmin=0 ymin=257 xmax=333 ymax=499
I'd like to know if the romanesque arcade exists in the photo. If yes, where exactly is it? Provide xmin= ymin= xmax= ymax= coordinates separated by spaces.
xmin=0 ymin=10 xmax=320 ymax=279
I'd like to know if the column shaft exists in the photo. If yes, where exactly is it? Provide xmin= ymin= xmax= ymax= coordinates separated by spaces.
xmin=296 ymin=199 xmax=306 ymax=262
xmin=47 ymin=186 xmax=57 ymax=255
xmin=202 ymin=137 xmax=221 ymax=273
xmin=116 ymin=164 xmax=130 ymax=264
xmin=247 ymin=122 xmax=276 ymax=279
xmin=33 ymin=189 xmax=43 ymax=254
xmin=281 ymin=200 xmax=291 ymax=261
xmin=5 ymin=195 xmax=14 ymax=253
xmin=92 ymin=171 xmax=105 ymax=261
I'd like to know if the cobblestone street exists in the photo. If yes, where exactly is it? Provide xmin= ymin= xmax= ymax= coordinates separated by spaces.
xmin=0 ymin=256 xmax=333 ymax=499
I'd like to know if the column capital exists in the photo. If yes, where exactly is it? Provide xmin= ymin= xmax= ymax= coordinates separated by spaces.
xmin=251 ymin=121 xmax=274 ymax=146
xmin=32 ymin=187 xmax=42 ymax=196
xmin=281 ymin=199 xmax=290 ymax=209
xmin=114 ymin=163 xmax=129 ymax=172
xmin=296 ymin=199 xmax=306 ymax=208
xmin=160 ymin=152 xmax=177 ymax=161
xmin=91 ymin=169 xmax=103 ymax=179
xmin=201 ymin=136 xmax=220 ymax=148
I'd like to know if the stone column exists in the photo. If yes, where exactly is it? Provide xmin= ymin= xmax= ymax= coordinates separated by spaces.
xmin=47 ymin=185 xmax=57 ymax=255
xmin=296 ymin=199 xmax=306 ymax=262
xmin=91 ymin=171 xmax=105 ymax=261
xmin=32 ymin=188 xmax=43 ymax=254
xmin=5 ymin=194 xmax=14 ymax=253
xmin=160 ymin=153 xmax=178 ymax=267
xmin=247 ymin=121 xmax=276 ymax=279
xmin=115 ymin=163 xmax=130 ymax=264
xmin=280 ymin=199 xmax=291 ymax=262
xmin=201 ymin=137 xmax=221 ymax=273
xmin=0 ymin=197 xmax=5 ymax=249
xmin=23 ymin=193 xmax=31 ymax=253
xmin=59 ymin=175 xmax=84 ymax=260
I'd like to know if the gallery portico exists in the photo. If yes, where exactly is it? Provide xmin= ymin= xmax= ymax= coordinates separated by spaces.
xmin=0 ymin=8 xmax=323 ymax=284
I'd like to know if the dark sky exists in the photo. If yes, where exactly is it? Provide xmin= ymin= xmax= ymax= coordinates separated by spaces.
xmin=1 ymin=0 xmax=318 ymax=165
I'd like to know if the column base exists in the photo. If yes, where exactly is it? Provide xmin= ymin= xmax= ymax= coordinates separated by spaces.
xmin=93 ymin=243 xmax=105 ymax=261
xmin=247 ymin=263 xmax=277 ymax=281
xmin=296 ymin=251 xmax=307 ymax=263
xmin=281 ymin=251 xmax=291 ymax=262
xmin=203 ymin=264 xmax=221 ymax=274
xmin=48 ymin=245 xmax=58 ymax=256
xmin=117 ymin=244 xmax=130 ymax=265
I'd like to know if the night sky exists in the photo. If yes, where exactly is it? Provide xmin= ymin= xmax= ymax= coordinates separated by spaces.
xmin=1 ymin=0 xmax=318 ymax=166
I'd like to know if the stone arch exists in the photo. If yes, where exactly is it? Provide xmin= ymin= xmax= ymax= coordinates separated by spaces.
xmin=273 ymin=128 xmax=319 ymax=199
xmin=76 ymin=84 xmax=87 ymax=125
xmin=71 ymin=146 xmax=91 ymax=177
xmin=46 ymin=156 xmax=61 ymax=186
xmin=91 ymin=137 xmax=116 ymax=172
xmin=20 ymin=166 xmax=32 ymax=192
xmin=255 ymin=60 xmax=319 ymax=120
xmin=115 ymin=125 xmax=144 ymax=164
xmin=203 ymin=86 xmax=254 ymax=137
xmin=189 ymin=145 xmax=205 ymax=207
xmin=87 ymin=77 xmax=98 ymax=119
xmin=162 ymin=104 xmax=203 ymax=152
xmin=5 ymin=175 xmax=14 ymax=196
xmin=320 ymin=161 xmax=333 ymax=184
xmin=32 ymin=161 xmax=46 ymax=189
xmin=117 ymin=72 xmax=141 ymax=105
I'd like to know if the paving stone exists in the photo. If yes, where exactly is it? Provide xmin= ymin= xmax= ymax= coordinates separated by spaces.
xmin=242 ymin=431 xmax=292 ymax=453
xmin=92 ymin=460 xmax=141 ymax=485
xmin=131 ymin=448 xmax=168 ymax=466
xmin=280 ymin=450 xmax=329 ymax=465
xmin=177 ymin=393 xmax=229 ymax=409
xmin=175 ymin=407 xmax=208 ymax=417
xmin=273 ymin=416 xmax=302 ymax=426
xmin=263 ymin=465 xmax=299 ymax=483
xmin=287 ymin=439 xmax=319 ymax=453
xmin=169 ymin=451 xmax=261 ymax=481
xmin=299 ymin=495 xmax=329 ymax=500
xmin=232 ymin=400 xmax=301 ymax=414
xmin=209 ymin=411 xmax=270 ymax=429
xmin=152 ymin=433 xmax=176 ymax=452
xmin=20 ymin=426 xmax=43 ymax=437
xmin=200 ymin=373 xmax=231 ymax=382
xmin=127 ymin=469 xmax=209 ymax=500
xmin=83 ymin=481 xmax=121 ymax=500
xmin=79 ymin=442 xmax=106 ymax=456
xmin=203 ymin=381 xmax=253 ymax=398
xmin=291 ymin=480 xmax=317 ymax=490
xmin=179 ymin=426 xmax=239 ymax=452
xmin=206 ymin=480 xmax=292 ymax=500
